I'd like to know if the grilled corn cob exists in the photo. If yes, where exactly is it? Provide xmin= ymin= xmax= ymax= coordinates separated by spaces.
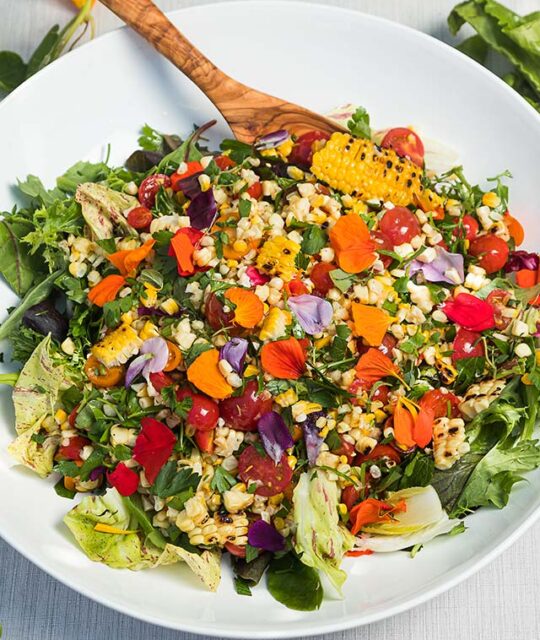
xmin=311 ymin=132 xmax=442 ymax=208
xmin=91 ymin=324 xmax=142 ymax=367
xmin=459 ymin=379 xmax=506 ymax=421
xmin=433 ymin=417 xmax=470 ymax=470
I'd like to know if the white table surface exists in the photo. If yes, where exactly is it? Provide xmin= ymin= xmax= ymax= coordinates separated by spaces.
xmin=1 ymin=1 xmax=539 ymax=638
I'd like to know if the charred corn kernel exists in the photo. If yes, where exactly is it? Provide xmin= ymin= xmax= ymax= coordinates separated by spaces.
xmin=287 ymin=166 xmax=304 ymax=180
xmin=55 ymin=409 xmax=67 ymax=424
xmin=91 ymin=324 xmax=142 ymax=367
xmin=482 ymin=191 xmax=500 ymax=208
xmin=139 ymin=321 xmax=159 ymax=340
xmin=292 ymin=401 xmax=322 ymax=420
xmin=315 ymin=335 xmax=332 ymax=349
xmin=256 ymin=236 xmax=300 ymax=281
xmin=459 ymin=379 xmax=505 ymax=421
xmin=287 ymin=455 xmax=297 ymax=469
xmin=160 ymin=298 xmax=180 ymax=315
xmin=277 ymin=138 xmax=294 ymax=158
xmin=244 ymin=364 xmax=259 ymax=377
xmin=259 ymin=307 xmax=291 ymax=341
xmin=141 ymin=284 xmax=158 ymax=306
xmin=433 ymin=417 xmax=470 ymax=470
xmin=435 ymin=355 xmax=458 ymax=384
xmin=275 ymin=388 xmax=298 ymax=407
xmin=338 ymin=503 xmax=347 ymax=515
xmin=311 ymin=132 xmax=436 ymax=207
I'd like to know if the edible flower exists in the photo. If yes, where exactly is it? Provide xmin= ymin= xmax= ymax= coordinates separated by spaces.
xmin=220 ymin=337 xmax=248 ymax=373
xmin=288 ymin=294 xmax=333 ymax=335
xmin=87 ymin=274 xmax=126 ymax=307
xmin=351 ymin=303 xmax=392 ymax=346
xmin=302 ymin=410 xmax=325 ymax=466
xmin=355 ymin=348 xmax=402 ymax=387
xmin=187 ymin=348 xmax=234 ymax=399
xmin=254 ymin=130 xmax=290 ymax=151
xmin=260 ymin=337 xmax=307 ymax=379
xmin=168 ymin=227 xmax=204 ymax=276
xmin=409 ymin=246 xmax=464 ymax=284
xmin=504 ymin=250 xmax=539 ymax=273
xmin=224 ymin=287 xmax=264 ymax=328
xmin=107 ymin=238 xmax=156 ymax=276
xmin=329 ymin=214 xmax=376 ymax=274
xmin=187 ymin=188 xmax=218 ymax=230
xmin=349 ymin=498 xmax=407 ymax=536
xmin=133 ymin=417 xmax=176 ymax=484
xmin=393 ymin=397 xmax=434 ymax=449
xmin=443 ymin=292 xmax=495 ymax=331
xmin=247 ymin=519 xmax=286 ymax=552
xmin=125 ymin=337 xmax=169 ymax=388
xmin=257 ymin=411 xmax=294 ymax=464
xmin=107 ymin=462 xmax=139 ymax=496
xmin=504 ymin=211 xmax=524 ymax=246
xmin=246 ymin=266 xmax=270 ymax=285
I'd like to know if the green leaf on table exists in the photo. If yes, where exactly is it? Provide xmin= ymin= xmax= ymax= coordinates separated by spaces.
xmin=457 ymin=34 xmax=489 ymax=63
xmin=26 ymin=25 xmax=61 ymax=77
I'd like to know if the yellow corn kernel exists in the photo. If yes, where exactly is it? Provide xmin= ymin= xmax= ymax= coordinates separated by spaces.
xmin=314 ymin=335 xmax=332 ymax=349
xmin=338 ymin=503 xmax=347 ymax=515
xmin=288 ymin=166 xmax=304 ymax=181
xmin=273 ymin=516 xmax=286 ymax=530
xmin=256 ymin=236 xmax=300 ymax=282
xmin=521 ymin=373 xmax=533 ymax=386
xmin=319 ymin=426 xmax=329 ymax=438
xmin=91 ymin=324 xmax=142 ymax=367
xmin=275 ymin=388 xmax=298 ymax=408
xmin=374 ymin=409 xmax=387 ymax=423
xmin=141 ymin=284 xmax=158 ymax=307
xmin=287 ymin=455 xmax=297 ymax=469
xmin=277 ymin=138 xmax=294 ymax=159
xmin=160 ymin=298 xmax=180 ymax=315
xmin=120 ymin=311 xmax=134 ymax=325
xmin=482 ymin=192 xmax=500 ymax=208
xmin=268 ymin=492 xmax=284 ymax=505
xmin=55 ymin=409 xmax=68 ymax=424
xmin=339 ymin=455 xmax=348 ymax=465
xmin=259 ymin=307 xmax=291 ymax=341
xmin=244 ymin=364 xmax=259 ymax=377
xmin=535 ymin=350 xmax=540 ymax=366
xmin=232 ymin=240 xmax=249 ymax=256
xmin=233 ymin=483 xmax=247 ymax=493
xmin=311 ymin=194 xmax=325 ymax=208
xmin=227 ymin=259 xmax=239 ymax=268
xmin=139 ymin=321 xmax=159 ymax=340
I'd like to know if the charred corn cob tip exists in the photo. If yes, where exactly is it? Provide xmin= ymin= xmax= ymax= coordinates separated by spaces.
xmin=311 ymin=131 xmax=425 ymax=207
xmin=433 ymin=417 xmax=470 ymax=470
xmin=91 ymin=323 xmax=142 ymax=367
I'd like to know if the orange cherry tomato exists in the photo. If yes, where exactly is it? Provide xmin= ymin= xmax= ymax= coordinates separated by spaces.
xmin=84 ymin=355 xmax=124 ymax=388
xmin=127 ymin=206 xmax=153 ymax=230
xmin=163 ymin=340 xmax=182 ymax=372
xmin=194 ymin=429 xmax=214 ymax=453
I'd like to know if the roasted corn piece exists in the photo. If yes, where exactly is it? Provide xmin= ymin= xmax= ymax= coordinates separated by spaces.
xmin=91 ymin=324 xmax=142 ymax=367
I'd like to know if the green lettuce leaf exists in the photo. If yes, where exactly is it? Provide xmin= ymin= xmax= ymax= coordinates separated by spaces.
xmin=75 ymin=183 xmax=138 ymax=240
xmin=7 ymin=420 xmax=60 ymax=478
xmin=166 ymin=546 xmax=221 ymax=592
xmin=293 ymin=470 xmax=355 ymax=596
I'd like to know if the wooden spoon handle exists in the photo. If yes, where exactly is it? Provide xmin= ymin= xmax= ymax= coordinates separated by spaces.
xmin=99 ymin=0 xmax=230 ymax=98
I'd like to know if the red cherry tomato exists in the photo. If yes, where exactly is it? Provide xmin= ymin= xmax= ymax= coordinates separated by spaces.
xmin=247 ymin=182 xmax=263 ymax=199
xmin=341 ymin=485 xmax=362 ymax=511
xmin=225 ymin=542 xmax=246 ymax=558
xmin=219 ymin=381 xmax=273 ymax=432
xmin=381 ymin=127 xmax=425 ymax=167
xmin=452 ymin=328 xmax=485 ymax=361
xmin=127 ymin=206 xmax=153 ymax=230
xmin=286 ymin=278 xmax=310 ymax=296
xmin=56 ymin=435 xmax=91 ymax=461
xmin=288 ymin=130 xmax=331 ymax=169
xmin=170 ymin=161 xmax=204 ymax=192
xmin=355 ymin=444 xmax=402 ymax=465
xmin=68 ymin=405 xmax=79 ymax=428
xmin=453 ymin=215 xmax=479 ymax=241
xmin=372 ymin=384 xmax=390 ymax=405
xmin=148 ymin=371 xmax=174 ymax=392
xmin=330 ymin=435 xmax=355 ymax=463
xmin=194 ymin=429 xmax=214 ymax=453
xmin=419 ymin=389 xmax=461 ymax=419
xmin=487 ymin=289 xmax=512 ymax=329
xmin=379 ymin=334 xmax=397 ymax=357
xmin=238 ymin=445 xmax=293 ymax=496
xmin=176 ymin=388 xmax=219 ymax=431
xmin=204 ymin=293 xmax=235 ymax=331
xmin=372 ymin=231 xmax=393 ymax=267
xmin=379 ymin=207 xmax=421 ymax=246
xmin=138 ymin=174 xmax=171 ymax=208
xmin=469 ymin=235 xmax=509 ymax=274
xmin=214 ymin=155 xmax=237 ymax=171
xmin=310 ymin=262 xmax=336 ymax=295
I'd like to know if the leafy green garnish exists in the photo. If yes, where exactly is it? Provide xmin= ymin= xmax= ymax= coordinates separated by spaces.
xmin=347 ymin=106 xmax=372 ymax=139
xmin=329 ymin=268 xmax=355 ymax=293
xmin=211 ymin=466 xmax=237 ymax=493
xmin=300 ymin=225 xmax=327 ymax=255
xmin=151 ymin=461 xmax=201 ymax=499
xmin=267 ymin=553 xmax=323 ymax=611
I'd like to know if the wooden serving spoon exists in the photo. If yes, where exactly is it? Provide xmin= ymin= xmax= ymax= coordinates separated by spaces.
xmin=99 ymin=0 xmax=345 ymax=142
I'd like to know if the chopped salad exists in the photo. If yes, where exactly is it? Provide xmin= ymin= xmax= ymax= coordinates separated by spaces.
xmin=1 ymin=107 xmax=540 ymax=610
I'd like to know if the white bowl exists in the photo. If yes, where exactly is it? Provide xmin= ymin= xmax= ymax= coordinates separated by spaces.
xmin=0 ymin=2 xmax=539 ymax=637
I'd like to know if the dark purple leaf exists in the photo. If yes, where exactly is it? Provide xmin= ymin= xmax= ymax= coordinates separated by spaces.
xmin=187 ymin=189 xmax=217 ymax=230
xmin=137 ymin=306 xmax=183 ymax=318
xmin=505 ymin=251 xmax=539 ymax=273
xmin=175 ymin=172 xmax=203 ymax=199
xmin=302 ymin=411 xmax=324 ymax=466
xmin=257 ymin=411 xmax=294 ymax=463
xmin=220 ymin=337 xmax=248 ymax=373
xmin=247 ymin=519 xmax=285 ymax=552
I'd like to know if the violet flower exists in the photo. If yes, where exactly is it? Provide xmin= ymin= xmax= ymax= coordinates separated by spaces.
xmin=288 ymin=294 xmax=333 ymax=335
xmin=409 ymin=246 xmax=464 ymax=284
xmin=257 ymin=411 xmax=294 ymax=464
xmin=187 ymin=189 xmax=217 ymax=230
xmin=125 ymin=337 xmax=169 ymax=388
xmin=220 ymin=337 xmax=248 ymax=373
xmin=175 ymin=172 xmax=203 ymax=199
xmin=505 ymin=251 xmax=539 ymax=273
xmin=247 ymin=519 xmax=285 ymax=552
xmin=254 ymin=130 xmax=290 ymax=151
xmin=302 ymin=410 xmax=325 ymax=466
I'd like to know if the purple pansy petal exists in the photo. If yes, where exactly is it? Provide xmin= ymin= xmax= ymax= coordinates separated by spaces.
xmin=247 ymin=519 xmax=286 ymax=552
xmin=254 ymin=130 xmax=290 ymax=151
xmin=176 ymin=172 xmax=204 ymax=199
xmin=505 ymin=251 xmax=539 ymax=273
xmin=257 ymin=411 xmax=294 ymax=464
xmin=288 ymin=294 xmax=333 ymax=335
xmin=302 ymin=411 xmax=325 ymax=466
xmin=141 ymin=337 xmax=169 ymax=373
xmin=410 ymin=247 xmax=464 ymax=284
xmin=137 ymin=306 xmax=183 ymax=318
xmin=125 ymin=354 xmax=150 ymax=388
xmin=187 ymin=189 xmax=217 ymax=230
xmin=220 ymin=337 xmax=248 ymax=373
xmin=89 ymin=466 xmax=106 ymax=481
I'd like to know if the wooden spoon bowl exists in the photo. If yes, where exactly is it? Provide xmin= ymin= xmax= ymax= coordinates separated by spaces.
xmin=99 ymin=0 xmax=345 ymax=142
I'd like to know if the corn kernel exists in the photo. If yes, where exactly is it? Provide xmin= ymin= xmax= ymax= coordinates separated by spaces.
xmin=338 ymin=503 xmax=347 ymax=515
xmin=232 ymin=240 xmax=249 ymax=256
xmin=314 ymin=336 xmax=332 ymax=349
xmin=141 ymin=284 xmax=158 ymax=307
xmin=139 ymin=321 xmax=159 ymax=340
xmin=482 ymin=192 xmax=500 ymax=208
xmin=55 ymin=409 xmax=68 ymax=424
xmin=160 ymin=298 xmax=180 ymax=315
xmin=287 ymin=166 xmax=304 ymax=181
xmin=120 ymin=312 xmax=133 ymax=325
xmin=339 ymin=455 xmax=348 ymax=465
xmin=287 ymin=455 xmax=297 ymax=469
xmin=244 ymin=364 xmax=259 ymax=377
xmin=277 ymin=138 xmax=293 ymax=158
xmin=268 ymin=492 xmax=283 ymax=505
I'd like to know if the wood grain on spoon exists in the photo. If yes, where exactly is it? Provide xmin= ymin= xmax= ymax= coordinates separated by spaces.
xmin=99 ymin=0 xmax=344 ymax=142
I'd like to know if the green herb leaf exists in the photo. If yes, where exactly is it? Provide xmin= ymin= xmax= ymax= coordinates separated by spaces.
xmin=0 ymin=51 xmax=27 ymax=92
xmin=347 ymin=106 xmax=371 ymax=139
xmin=151 ymin=461 xmax=201 ymax=498
xmin=267 ymin=553 xmax=323 ymax=611
xmin=239 ymin=199 xmax=252 ymax=218
xmin=211 ymin=466 xmax=237 ymax=493
xmin=234 ymin=576 xmax=253 ymax=596
xmin=300 ymin=225 xmax=327 ymax=255
xmin=329 ymin=268 xmax=355 ymax=293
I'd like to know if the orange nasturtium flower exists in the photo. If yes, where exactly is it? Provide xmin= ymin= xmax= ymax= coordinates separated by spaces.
xmin=349 ymin=498 xmax=407 ymax=536
xmin=351 ymin=303 xmax=392 ymax=347
xmin=187 ymin=349 xmax=233 ymax=399
xmin=72 ymin=0 xmax=96 ymax=8
xmin=393 ymin=397 xmax=435 ymax=449
xmin=329 ymin=214 xmax=376 ymax=274
xmin=224 ymin=287 xmax=264 ymax=328
xmin=87 ymin=274 xmax=126 ymax=307
xmin=504 ymin=211 xmax=524 ymax=246
xmin=354 ymin=348 xmax=401 ymax=387
xmin=260 ymin=337 xmax=307 ymax=379
xmin=107 ymin=238 xmax=156 ymax=276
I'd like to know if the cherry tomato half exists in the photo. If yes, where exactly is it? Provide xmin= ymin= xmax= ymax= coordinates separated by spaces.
xmin=419 ymin=389 xmax=461 ymax=419
xmin=379 ymin=206 xmax=421 ymax=246
xmin=288 ymin=130 xmax=330 ymax=169
xmin=452 ymin=328 xmax=485 ymax=361
xmin=225 ymin=542 xmax=246 ymax=558
xmin=341 ymin=485 xmax=362 ymax=511
xmin=453 ymin=215 xmax=479 ymax=241
xmin=330 ymin=435 xmax=355 ymax=464
xmin=204 ymin=292 xmax=235 ymax=331
xmin=84 ymin=355 xmax=124 ymax=388
xmin=214 ymin=155 xmax=237 ymax=171
xmin=56 ymin=435 xmax=91 ymax=461
xmin=138 ymin=174 xmax=171 ymax=208
xmin=127 ymin=206 xmax=153 ymax=230
xmin=219 ymin=380 xmax=273 ymax=432
xmin=176 ymin=388 xmax=219 ymax=431
xmin=247 ymin=182 xmax=263 ymax=199
xmin=148 ymin=371 xmax=174 ymax=392
xmin=163 ymin=341 xmax=182 ymax=372
xmin=194 ymin=429 xmax=214 ymax=453
xmin=372 ymin=230 xmax=393 ymax=268
xmin=469 ymin=235 xmax=509 ymax=274
xmin=310 ymin=262 xmax=336 ymax=295
xmin=68 ymin=405 xmax=79 ymax=428
xmin=381 ymin=127 xmax=425 ymax=167
xmin=238 ymin=445 xmax=293 ymax=497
